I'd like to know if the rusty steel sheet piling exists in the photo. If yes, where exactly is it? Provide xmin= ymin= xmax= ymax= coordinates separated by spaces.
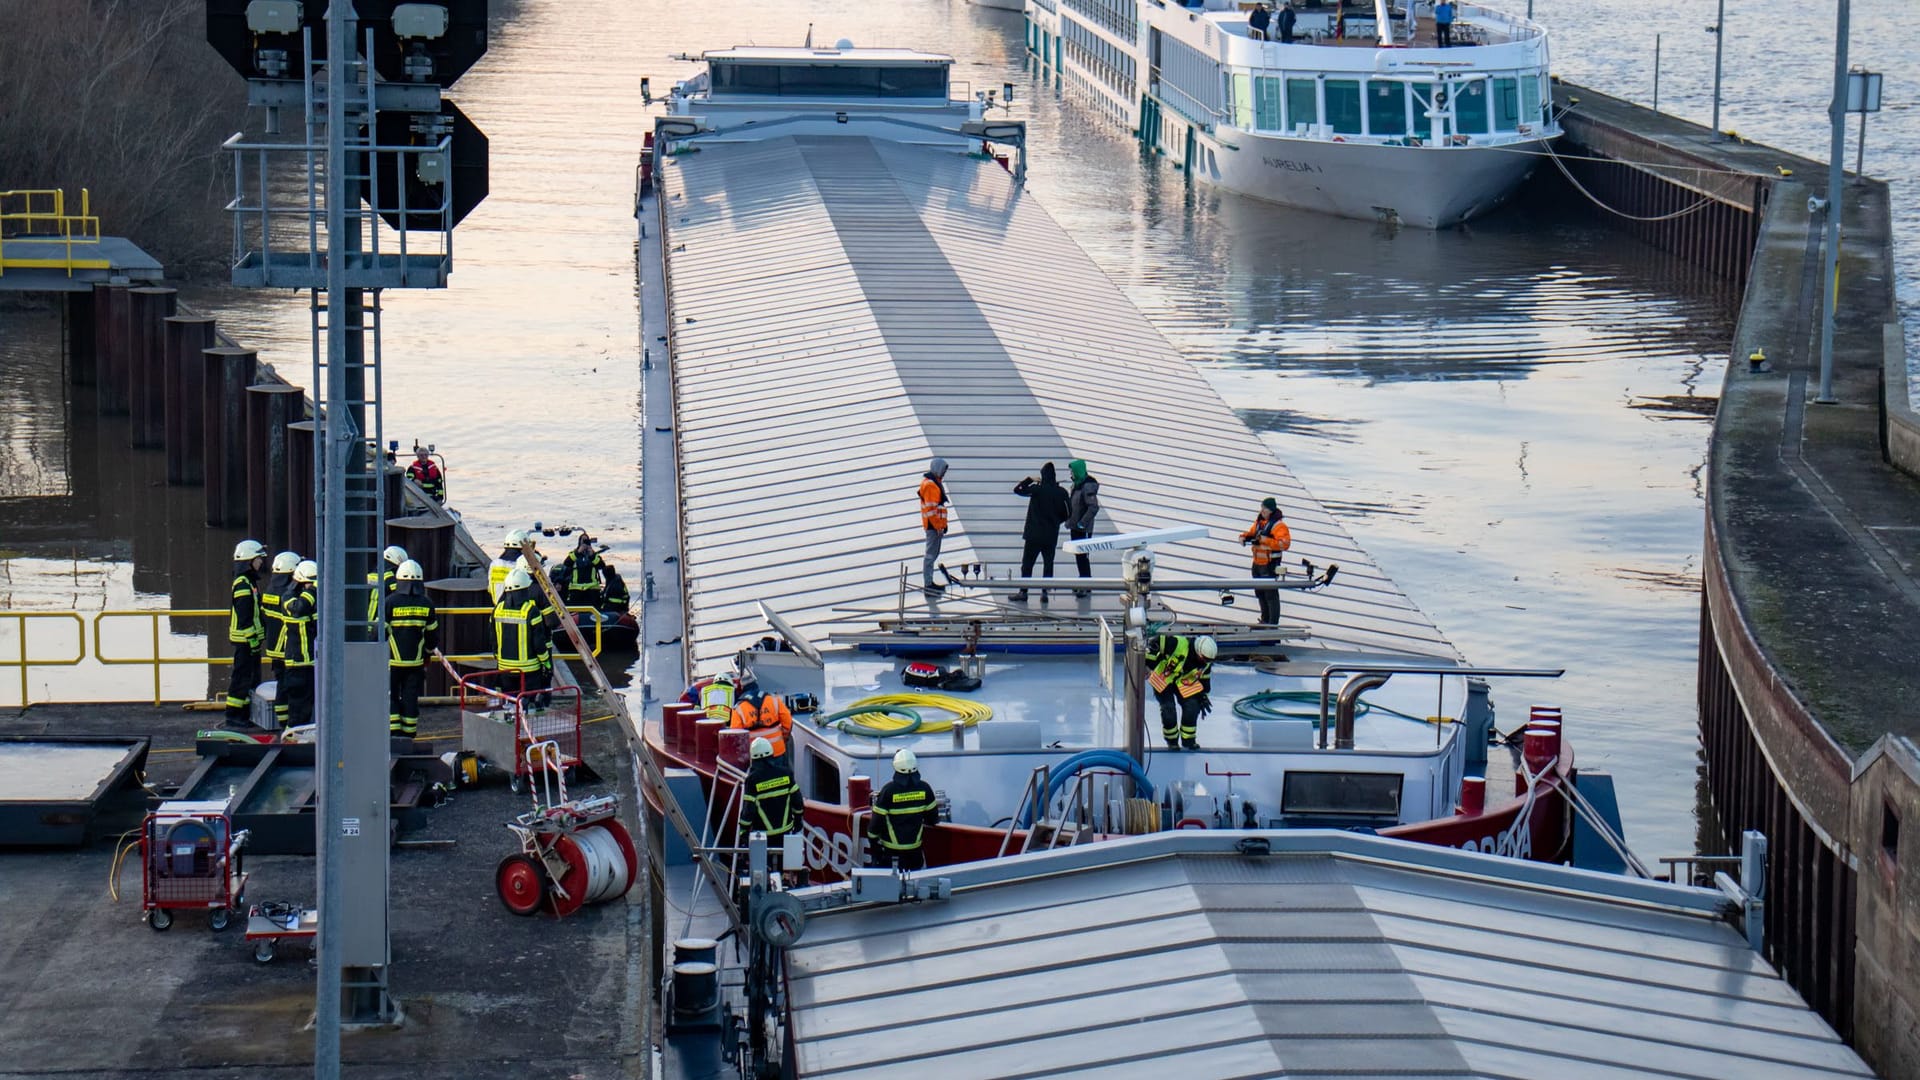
xmin=203 ymin=347 xmax=256 ymax=527
xmin=245 ymin=383 xmax=304 ymax=551
xmin=425 ymin=577 xmax=492 ymax=695
xmin=163 ymin=315 xmax=216 ymax=485
xmin=67 ymin=290 xmax=96 ymax=386
xmin=95 ymin=284 xmax=131 ymax=416
xmin=286 ymin=420 xmax=317 ymax=558
xmin=127 ymin=287 xmax=176 ymax=448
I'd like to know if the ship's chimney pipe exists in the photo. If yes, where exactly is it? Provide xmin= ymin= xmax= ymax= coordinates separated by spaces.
xmin=1334 ymin=672 xmax=1392 ymax=750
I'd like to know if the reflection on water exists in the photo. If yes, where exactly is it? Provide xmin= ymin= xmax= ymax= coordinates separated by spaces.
xmin=0 ymin=0 xmax=1799 ymax=858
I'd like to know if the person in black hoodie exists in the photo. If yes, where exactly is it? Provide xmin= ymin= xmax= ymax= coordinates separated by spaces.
xmin=1011 ymin=462 xmax=1071 ymax=602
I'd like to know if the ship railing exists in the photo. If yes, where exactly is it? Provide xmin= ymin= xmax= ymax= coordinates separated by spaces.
xmin=1000 ymin=764 xmax=1051 ymax=858
xmin=1315 ymin=664 xmax=1564 ymax=750
xmin=1149 ymin=67 xmax=1225 ymax=132
xmin=1657 ymin=853 xmax=1743 ymax=887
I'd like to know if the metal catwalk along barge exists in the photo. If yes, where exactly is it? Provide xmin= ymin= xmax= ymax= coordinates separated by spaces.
xmin=635 ymin=43 xmax=1584 ymax=878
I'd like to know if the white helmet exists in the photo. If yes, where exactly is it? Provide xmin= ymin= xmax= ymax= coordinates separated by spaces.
xmin=504 ymin=566 xmax=532 ymax=591
xmin=294 ymin=559 xmax=319 ymax=584
xmin=893 ymin=749 xmax=918 ymax=773
xmin=272 ymin=551 xmax=301 ymax=574
xmin=233 ymin=539 xmax=266 ymax=561
xmin=383 ymin=544 xmax=408 ymax=567
xmin=750 ymin=737 xmax=774 ymax=760
xmin=504 ymin=528 xmax=526 ymax=547
xmin=1195 ymin=635 xmax=1218 ymax=661
xmin=396 ymin=560 xmax=424 ymax=582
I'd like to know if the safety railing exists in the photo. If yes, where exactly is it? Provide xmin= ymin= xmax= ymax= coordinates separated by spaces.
xmin=1 ymin=604 xmax=611 ymax=707
xmin=0 ymin=188 xmax=106 ymax=277
xmin=0 ymin=612 xmax=88 ymax=705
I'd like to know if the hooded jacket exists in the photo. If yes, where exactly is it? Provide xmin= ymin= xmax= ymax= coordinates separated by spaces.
xmin=1067 ymin=459 xmax=1100 ymax=533
xmin=1013 ymin=462 xmax=1072 ymax=545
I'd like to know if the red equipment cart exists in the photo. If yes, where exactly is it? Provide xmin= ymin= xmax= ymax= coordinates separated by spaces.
xmin=457 ymin=669 xmax=583 ymax=793
xmin=494 ymin=739 xmax=639 ymax=918
xmin=140 ymin=802 xmax=248 ymax=932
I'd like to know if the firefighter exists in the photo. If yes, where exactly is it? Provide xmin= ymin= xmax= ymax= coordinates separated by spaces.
xmin=385 ymin=560 xmax=439 ymax=738
xmin=869 ymin=749 xmax=940 ymax=871
xmin=1239 ymin=497 xmax=1292 ymax=626
xmin=599 ymin=562 xmax=631 ymax=616
xmin=225 ymin=540 xmax=268 ymax=727
xmin=488 ymin=529 xmax=530 ymax=601
xmin=493 ymin=565 xmax=557 ymax=709
xmin=366 ymin=544 xmax=407 ymax=623
xmin=406 ymin=446 xmax=445 ymax=503
xmin=700 ymin=671 xmax=737 ymax=720
xmin=261 ymin=551 xmax=301 ymax=689
xmin=730 ymin=690 xmax=794 ymax=758
xmin=738 ymin=736 xmax=801 ymax=844
xmin=556 ymin=533 xmax=606 ymax=608
xmin=278 ymin=560 xmax=319 ymax=729
xmin=1146 ymin=633 xmax=1215 ymax=750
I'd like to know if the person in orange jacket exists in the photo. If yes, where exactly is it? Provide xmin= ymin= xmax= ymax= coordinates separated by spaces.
xmin=1240 ymin=497 xmax=1292 ymax=625
xmin=918 ymin=457 xmax=950 ymax=593
xmin=731 ymin=691 xmax=795 ymax=758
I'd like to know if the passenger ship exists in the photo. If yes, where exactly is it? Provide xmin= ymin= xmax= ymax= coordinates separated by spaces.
xmin=635 ymin=43 xmax=1594 ymax=883
xmin=1025 ymin=0 xmax=1561 ymax=226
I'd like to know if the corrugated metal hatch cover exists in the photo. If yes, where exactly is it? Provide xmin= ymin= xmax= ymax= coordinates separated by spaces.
xmin=782 ymin=848 xmax=1873 ymax=1079
xmin=660 ymin=135 xmax=1455 ymax=670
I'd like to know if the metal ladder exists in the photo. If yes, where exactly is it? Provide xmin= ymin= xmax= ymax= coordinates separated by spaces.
xmin=310 ymin=288 xmax=387 ymax=636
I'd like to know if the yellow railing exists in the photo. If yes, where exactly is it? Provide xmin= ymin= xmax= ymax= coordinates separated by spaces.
xmin=0 ymin=188 xmax=106 ymax=277
xmin=0 ymin=612 xmax=88 ymax=706
xmin=10 ymin=605 xmax=611 ymax=706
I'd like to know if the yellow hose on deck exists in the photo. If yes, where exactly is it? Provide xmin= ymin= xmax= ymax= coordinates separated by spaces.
xmin=840 ymin=692 xmax=993 ymax=734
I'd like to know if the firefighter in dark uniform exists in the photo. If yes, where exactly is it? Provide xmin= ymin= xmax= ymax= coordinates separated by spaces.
xmin=493 ymin=565 xmax=557 ymax=709
xmin=277 ymin=560 xmax=319 ymax=729
xmin=366 ymin=544 xmax=407 ymax=624
xmin=1146 ymin=633 xmax=1216 ymax=750
xmin=261 ymin=551 xmax=300 ymax=692
xmin=599 ymin=561 xmax=631 ymax=616
xmin=385 ymin=560 xmax=439 ymax=738
xmin=739 ymin=736 xmax=801 ymax=845
xmin=556 ymin=534 xmax=606 ymax=608
xmin=869 ymin=749 xmax=941 ymax=871
xmin=225 ymin=540 xmax=268 ymax=726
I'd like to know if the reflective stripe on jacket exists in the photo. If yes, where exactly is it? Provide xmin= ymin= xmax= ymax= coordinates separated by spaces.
xmin=871 ymin=776 xmax=938 ymax=852
xmin=740 ymin=763 xmax=800 ymax=838
xmin=261 ymin=573 xmax=292 ymax=659
xmin=229 ymin=572 xmax=262 ymax=646
xmin=730 ymin=695 xmax=794 ymax=757
xmin=918 ymin=475 xmax=949 ymax=531
xmin=492 ymin=590 xmax=552 ymax=672
xmin=700 ymin=680 xmax=736 ymax=720
xmin=365 ymin=569 xmax=396 ymax=624
xmin=1239 ymin=513 xmax=1292 ymax=567
xmin=1146 ymin=634 xmax=1210 ymax=697
xmin=278 ymin=587 xmax=317 ymax=667
xmin=385 ymin=588 xmax=439 ymax=667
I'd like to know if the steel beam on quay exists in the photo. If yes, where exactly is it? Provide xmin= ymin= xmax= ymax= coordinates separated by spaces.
xmin=203 ymin=347 xmax=256 ymax=527
xmin=162 ymin=315 xmax=216 ymax=485
xmin=126 ymin=286 xmax=176 ymax=448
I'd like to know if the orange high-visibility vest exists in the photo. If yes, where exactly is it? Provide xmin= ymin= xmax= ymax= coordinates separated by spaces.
xmin=1240 ymin=514 xmax=1292 ymax=567
xmin=730 ymin=695 xmax=794 ymax=757
xmin=919 ymin=476 xmax=949 ymax=531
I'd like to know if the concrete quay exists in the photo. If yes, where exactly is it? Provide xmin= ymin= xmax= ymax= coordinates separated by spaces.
xmin=1558 ymin=81 xmax=1920 ymax=1076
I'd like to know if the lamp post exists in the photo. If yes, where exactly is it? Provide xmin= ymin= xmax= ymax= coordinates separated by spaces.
xmin=1707 ymin=0 xmax=1725 ymax=138
xmin=1816 ymin=0 xmax=1850 ymax=405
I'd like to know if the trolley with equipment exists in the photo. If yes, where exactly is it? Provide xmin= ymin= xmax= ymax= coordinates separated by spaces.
xmin=494 ymin=739 xmax=639 ymax=918
xmin=140 ymin=801 xmax=249 ymax=932
xmin=457 ymin=669 xmax=583 ymax=793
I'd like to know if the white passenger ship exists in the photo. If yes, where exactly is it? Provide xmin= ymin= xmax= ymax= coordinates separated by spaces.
xmin=1026 ymin=0 xmax=1561 ymax=226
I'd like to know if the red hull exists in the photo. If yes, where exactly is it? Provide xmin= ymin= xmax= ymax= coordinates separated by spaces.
xmin=642 ymin=724 xmax=1572 ymax=878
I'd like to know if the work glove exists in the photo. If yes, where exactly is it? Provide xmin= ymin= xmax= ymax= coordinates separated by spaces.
xmin=1196 ymin=694 xmax=1213 ymax=717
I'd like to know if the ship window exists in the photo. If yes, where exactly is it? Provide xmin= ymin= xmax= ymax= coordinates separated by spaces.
xmin=1232 ymin=71 xmax=1254 ymax=129
xmin=1281 ymin=771 xmax=1404 ymax=819
xmin=1410 ymin=85 xmax=1433 ymax=138
xmin=709 ymin=62 xmax=947 ymax=99
xmin=1254 ymin=75 xmax=1284 ymax=131
xmin=1456 ymin=80 xmax=1488 ymax=134
xmin=1493 ymin=76 xmax=1520 ymax=129
xmin=1367 ymin=80 xmax=1407 ymax=136
xmin=1286 ymin=77 xmax=1318 ymax=130
xmin=1520 ymin=73 xmax=1541 ymax=123
xmin=1323 ymin=79 xmax=1362 ymax=134
xmin=806 ymin=749 xmax=842 ymax=803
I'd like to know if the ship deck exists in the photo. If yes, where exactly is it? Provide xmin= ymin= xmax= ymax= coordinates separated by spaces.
xmin=649 ymin=133 xmax=1456 ymax=676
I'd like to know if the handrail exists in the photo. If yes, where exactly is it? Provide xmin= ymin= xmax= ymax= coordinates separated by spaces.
xmin=0 ymin=188 xmax=105 ymax=277
xmin=0 ymin=612 xmax=87 ymax=705
xmin=93 ymin=609 xmax=229 ymax=706
xmin=1316 ymin=664 xmax=1565 ymax=749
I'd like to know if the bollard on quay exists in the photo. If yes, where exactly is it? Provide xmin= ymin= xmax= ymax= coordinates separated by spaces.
xmin=127 ymin=286 xmax=176 ymax=448
xmin=203 ymin=347 xmax=256 ymax=527
xmin=163 ymin=315 xmax=216 ymax=485
xmin=388 ymin=515 xmax=455 ymax=583
xmin=245 ymin=383 xmax=304 ymax=551
xmin=286 ymin=420 xmax=317 ymax=558
xmin=96 ymin=284 xmax=131 ymax=415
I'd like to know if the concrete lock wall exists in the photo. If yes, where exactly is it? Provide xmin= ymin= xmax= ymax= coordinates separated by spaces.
xmin=1850 ymin=737 xmax=1920 ymax=1071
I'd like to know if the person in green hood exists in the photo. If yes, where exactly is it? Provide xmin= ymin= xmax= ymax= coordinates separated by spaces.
xmin=1066 ymin=459 xmax=1100 ymax=597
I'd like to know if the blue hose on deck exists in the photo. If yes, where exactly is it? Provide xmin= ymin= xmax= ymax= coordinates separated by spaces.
xmin=1020 ymin=750 xmax=1156 ymax=828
